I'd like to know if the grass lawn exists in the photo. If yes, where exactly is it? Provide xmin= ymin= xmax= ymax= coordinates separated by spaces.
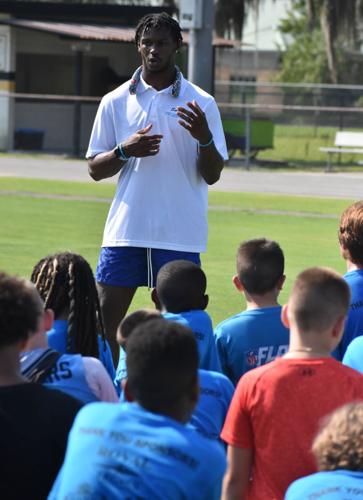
xmin=0 ymin=177 xmax=355 ymax=326
xmin=252 ymin=124 xmax=363 ymax=168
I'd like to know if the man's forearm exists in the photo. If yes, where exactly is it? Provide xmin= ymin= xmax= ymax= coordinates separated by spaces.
xmin=88 ymin=150 xmax=126 ymax=182
xmin=197 ymin=143 xmax=224 ymax=185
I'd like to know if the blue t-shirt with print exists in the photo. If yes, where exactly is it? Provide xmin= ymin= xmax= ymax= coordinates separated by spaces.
xmin=214 ymin=306 xmax=289 ymax=386
xmin=49 ymin=402 xmax=226 ymax=500
xmin=47 ymin=319 xmax=115 ymax=382
xmin=342 ymin=336 xmax=363 ymax=373
xmin=44 ymin=353 xmax=99 ymax=404
xmin=285 ymin=470 xmax=363 ymax=499
xmin=163 ymin=310 xmax=221 ymax=372
xmin=191 ymin=369 xmax=234 ymax=441
xmin=333 ymin=269 xmax=363 ymax=360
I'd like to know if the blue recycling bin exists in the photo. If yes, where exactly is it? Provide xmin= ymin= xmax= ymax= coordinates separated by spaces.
xmin=14 ymin=128 xmax=44 ymax=150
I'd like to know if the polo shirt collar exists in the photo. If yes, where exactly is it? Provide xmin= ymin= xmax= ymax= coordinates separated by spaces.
xmin=129 ymin=65 xmax=184 ymax=97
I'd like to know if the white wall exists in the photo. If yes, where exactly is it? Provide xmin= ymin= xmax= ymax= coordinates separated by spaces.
xmin=242 ymin=0 xmax=292 ymax=51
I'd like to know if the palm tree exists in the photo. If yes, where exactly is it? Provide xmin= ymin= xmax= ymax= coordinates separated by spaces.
xmin=306 ymin=0 xmax=363 ymax=83
xmin=214 ymin=0 xmax=260 ymax=40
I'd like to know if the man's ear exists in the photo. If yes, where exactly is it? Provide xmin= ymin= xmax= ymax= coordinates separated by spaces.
xmin=277 ymin=275 xmax=286 ymax=290
xmin=43 ymin=309 xmax=54 ymax=332
xmin=201 ymin=294 xmax=209 ymax=310
xmin=232 ymin=275 xmax=244 ymax=293
xmin=332 ymin=315 xmax=346 ymax=339
xmin=151 ymin=288 xmax=162 ymax=311
xmin=123 ymin=379 xmax=134 ymax=402
xmin=281 ymin=304 xmax=290 ymax=329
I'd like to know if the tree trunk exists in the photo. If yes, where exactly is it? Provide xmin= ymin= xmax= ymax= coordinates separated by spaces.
xmin=319 ymin=0 xmax=338 ymax=83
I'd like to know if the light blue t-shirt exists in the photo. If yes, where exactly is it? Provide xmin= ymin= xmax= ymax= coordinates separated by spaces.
xmin=191 ymin=369 xmax=234 ymax=441
xmin=49 ymin=402 xmax=226 ymax=500
xmin=343 ymin=336 xmax=363 ymax=373
xmin=47 ymin=319 xmax=115 ymax=382
xmin=44 ymin=353 xmax=99 ymax=404
xmin=115 ymin=366 xmax=234 ymax=440
xmin=21 ymin=348 xmax=99 ymax=404
xmin=163 ymin=310 xmax=221 ymax=372
xmin=285 ymin=470 xmax=363 ymax=499
xmin=334 ymin=269 xmax=363 ymax=360
xmin=214 ymin=306 xmax=289 ymax=386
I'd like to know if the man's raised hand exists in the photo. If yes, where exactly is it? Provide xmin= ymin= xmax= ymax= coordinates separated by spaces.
xmin=176 ymin=101 xmax=212 ymax=144
xmin=122 ymin=124 xmax=163 ymax=158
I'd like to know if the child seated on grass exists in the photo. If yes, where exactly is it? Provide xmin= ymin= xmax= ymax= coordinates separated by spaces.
xmin=0 ymin=272 xmax=82 ymax=499
xmin=49 ymin=319 xmax=226 ymax=499
xmin=151 ymin=259 xmax=221 ymax=372
xmin=221 ymin=267 xmax=363 ymax=499
xmin=285 ymin=402 xmax=363 ymax=499
xmin=116 ymin=310 xmax=234 ymax=441
xmin=215 ymin=238 xmax=289 ymax=385
xmin=334 ymin=200 xmax=363 ymax=359
xmin=31 ymin=252 xmax=115 ymax=381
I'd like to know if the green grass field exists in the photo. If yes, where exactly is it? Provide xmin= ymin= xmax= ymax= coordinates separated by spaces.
xmin=0 ymin=177 xmax=355 ymax=326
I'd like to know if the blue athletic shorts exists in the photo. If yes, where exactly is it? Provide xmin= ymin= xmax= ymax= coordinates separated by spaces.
xmin=96 ymin=247 xmax=201 ymax=288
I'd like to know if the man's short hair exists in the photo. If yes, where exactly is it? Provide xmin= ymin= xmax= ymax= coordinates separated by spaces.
xmin=134 ymin=12 xmax=183 ymax=46
xmin=0 ymin=272 xmax=43 ymax=348
xmin=156 ymin=260 xmax=206 ymax=313
xmin=118 ymin=309 xmax=162 ymax=350
xmin=126 ymin=319 xmax=198 ymax=413
xmin=338 ymin=201 xmax=363 ymax=266
xmin=236 ymin=238 xmax=284 ymax=294
xmin=289 ymin=267 xmax=350 ymax=333
xmin=313 ymin=402 xmax=363 ymax=472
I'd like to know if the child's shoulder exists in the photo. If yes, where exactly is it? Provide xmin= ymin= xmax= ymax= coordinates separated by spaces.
xmin=199 ymin=369 xmax=235 ymax=396
xmin=168 ymin=310 xmax=212 ymax=326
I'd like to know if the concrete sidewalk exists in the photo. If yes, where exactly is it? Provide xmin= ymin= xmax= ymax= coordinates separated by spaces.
xmin=0 ymin=155 xmax=361 ymax=199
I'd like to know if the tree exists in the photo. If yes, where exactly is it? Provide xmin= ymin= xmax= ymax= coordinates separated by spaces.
xmin=277 ymin=0 xmax=363 ymax=84
xmin=305 ymin=0 xmax=363 ymax=83
xmin=276 ymin=0 xmax=329 ymax=83
xmin=214 ymin=0 xmax=262 ymax=41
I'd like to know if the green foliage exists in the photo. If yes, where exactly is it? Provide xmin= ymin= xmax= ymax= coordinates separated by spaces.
xmin=276 ymin=2 xmax=329 ymax=83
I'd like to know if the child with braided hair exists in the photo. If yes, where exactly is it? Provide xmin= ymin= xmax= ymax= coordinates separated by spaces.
xmin=31 ymin=252 xmax=115 ymax=381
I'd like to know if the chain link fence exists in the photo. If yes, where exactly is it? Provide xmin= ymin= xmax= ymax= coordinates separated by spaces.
xmin=1 ymin=81 xmax=363 ymax=170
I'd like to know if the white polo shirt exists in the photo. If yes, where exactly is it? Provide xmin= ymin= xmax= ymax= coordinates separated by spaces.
xmin=86 ymin=73 xmax=228 ymax=253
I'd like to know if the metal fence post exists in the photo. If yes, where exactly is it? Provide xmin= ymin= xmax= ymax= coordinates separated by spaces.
xmin=244 ymin=106 xmax=251 ymax=170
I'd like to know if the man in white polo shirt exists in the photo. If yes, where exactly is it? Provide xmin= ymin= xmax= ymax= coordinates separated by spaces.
xmin=86 ymin=12 xmax=228 ymax=362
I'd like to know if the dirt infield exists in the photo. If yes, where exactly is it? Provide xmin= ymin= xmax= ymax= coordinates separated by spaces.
xmin=0 ymin=155 xmax=361 ymax=199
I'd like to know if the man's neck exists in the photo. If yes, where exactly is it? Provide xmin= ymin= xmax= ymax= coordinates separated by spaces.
xmin=245 ymin=292 xmax=280 ymax=310
xmin=142 ymin=65 xmax=176 ymax=91
xmin=346 ymin=260 xmax=363 ymax=272
xmin=284 ymin=333 xmax=332 ymax=359
xmin=0 ymin=346 xmax=28 ymax=386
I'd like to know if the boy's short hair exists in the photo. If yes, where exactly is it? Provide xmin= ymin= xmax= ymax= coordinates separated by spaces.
xmin=126 ymin=319 xmax=198 ymax=412
xmin=236 ymin=238 xmax=284 ymax=294
xmin=338 ymin=201 xmax=363 ymax=266
xmin=118 ymin=309 xmax=162 ymax=350
xmin=0 ymin=272 xmax=43 ymax=347
xmin=313 ymin=402 xmax=363 ymax=472
xmin=289 ymin=267 xmax=350 ymax=333
xmin=156 ymin=260 xmax=206 ymax=313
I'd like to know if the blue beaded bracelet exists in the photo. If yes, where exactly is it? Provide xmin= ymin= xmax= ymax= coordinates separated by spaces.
xmin=118 ymin=143 xmax=130 ymax=161
xmin=199 ymin=136 xmax=214 ymax=148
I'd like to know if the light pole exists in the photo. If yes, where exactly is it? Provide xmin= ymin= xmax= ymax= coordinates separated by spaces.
xmin=179 ymin=0 xmax=215 ymax=94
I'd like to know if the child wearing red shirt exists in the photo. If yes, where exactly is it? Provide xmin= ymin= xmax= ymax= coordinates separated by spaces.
xmin=221 ymin=267 xmax=363 ymax=500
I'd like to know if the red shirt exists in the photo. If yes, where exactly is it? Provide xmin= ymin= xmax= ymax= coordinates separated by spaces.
xmin=221 ymin=357 xmax=363 ymax=499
